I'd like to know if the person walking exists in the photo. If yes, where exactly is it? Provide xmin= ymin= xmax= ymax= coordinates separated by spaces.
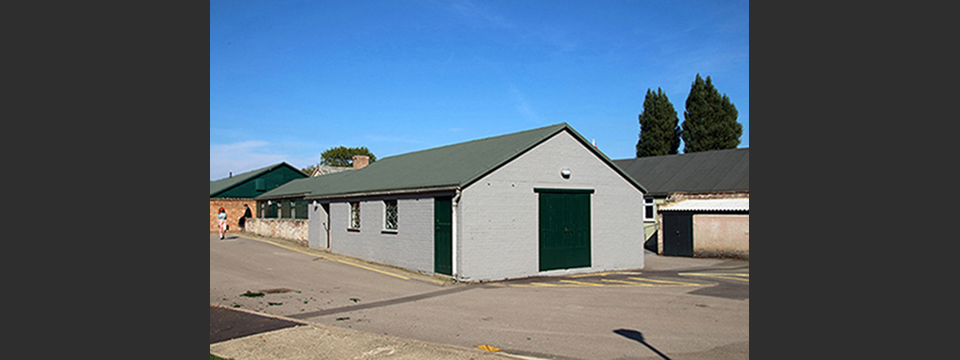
xmin=217 ymin=207 xmax=228 ymax=240
xmin=238 ymin=204 xmax=252 ymax=232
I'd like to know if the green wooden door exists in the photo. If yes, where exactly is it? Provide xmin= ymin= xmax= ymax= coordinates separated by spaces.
xmin=536 ymin=189 xmax=592 ymax=271
xmin=434 ymin=197 xmax=453 ymax=275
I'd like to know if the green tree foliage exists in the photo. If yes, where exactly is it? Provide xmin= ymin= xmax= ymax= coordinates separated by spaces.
xmin=681 ymin=74 xmax=742 ymax=153
xmin=319 ymin=146 xmax=377 ymax=167
xmin=636 ymin=88 xmax=680 ymax=157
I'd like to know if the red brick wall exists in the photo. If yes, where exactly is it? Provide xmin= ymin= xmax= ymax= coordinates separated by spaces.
xmin=210 ymin=199 xmax=257 ymax=233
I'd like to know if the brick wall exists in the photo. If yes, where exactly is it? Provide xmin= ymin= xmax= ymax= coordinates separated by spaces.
xmin=327 ymin=195 xmax=435 ymax=274
xmin=665 ymin=191 xmax=749 ymax=204
xmin=245 ymin=217 xmax=309 ymax=246
xmin=210 ymin=199 xmax=257 ymax=233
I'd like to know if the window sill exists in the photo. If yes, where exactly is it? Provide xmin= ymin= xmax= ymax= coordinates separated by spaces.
xmin=381 ymin=229 xmax=398 ymax=234
xmin=347 ymin=228 xmax=360 ymax=232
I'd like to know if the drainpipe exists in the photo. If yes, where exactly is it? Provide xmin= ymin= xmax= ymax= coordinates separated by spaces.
xmin=451 ymin=188 xmax=462 ymax=280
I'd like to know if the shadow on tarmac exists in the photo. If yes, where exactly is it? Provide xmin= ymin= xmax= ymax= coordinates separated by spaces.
xmin=210 ymin=305 xmax=301 ymax=344
xmin=614 ymin=329 xmax=672 ymax=360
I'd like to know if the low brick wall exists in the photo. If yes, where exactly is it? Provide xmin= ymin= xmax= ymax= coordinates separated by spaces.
xmin=245 ymin=218 xmax=308 ymax=247
xmin=211 ymin=198 xmax=257 ymax=233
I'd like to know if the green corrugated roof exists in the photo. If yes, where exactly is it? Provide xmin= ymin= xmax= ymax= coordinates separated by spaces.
xmin=612 ymin=148 xmax=748 ymax=196
xmin=210 ymin=162 xmax=305 ymax=197
xmin=257 ymin=123 xmax=645 ymax=200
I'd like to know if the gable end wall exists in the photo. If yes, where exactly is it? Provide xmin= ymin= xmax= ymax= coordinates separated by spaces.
xmin=458 ymin=130 xmax=644 ymax=281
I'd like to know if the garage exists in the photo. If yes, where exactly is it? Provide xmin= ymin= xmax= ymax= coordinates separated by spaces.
xmin=658 ymin=198 xmax=749 ymax=258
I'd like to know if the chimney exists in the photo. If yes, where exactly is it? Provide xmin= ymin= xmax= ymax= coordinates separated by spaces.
xmin=352 ymin=155 xmax=370 ymax=169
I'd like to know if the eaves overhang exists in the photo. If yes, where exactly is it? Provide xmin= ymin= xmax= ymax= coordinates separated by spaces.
xmin=303 ymin=185 xmax=460 ymax=201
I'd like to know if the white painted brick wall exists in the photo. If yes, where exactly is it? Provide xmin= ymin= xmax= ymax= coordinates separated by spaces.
xmin=325 ymin=196 xmax=436 ymax=274
xmin=458 ymin=130 xmax=644 ymax=281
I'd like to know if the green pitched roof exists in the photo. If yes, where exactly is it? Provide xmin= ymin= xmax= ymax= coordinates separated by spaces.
xmin=257 ymin=123 xmax=644 ymax=200
xmin=210 ymin=162 xmax=306 ymax=197
xmin=612 ymin=147 xmax=749 ymax=196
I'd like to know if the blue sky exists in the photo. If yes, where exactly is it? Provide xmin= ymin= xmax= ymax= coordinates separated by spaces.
xmin=210 ymin=0 xmax=749 ymax=180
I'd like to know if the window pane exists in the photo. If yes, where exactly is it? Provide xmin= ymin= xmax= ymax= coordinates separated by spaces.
xmin=296 ymin=201 xmax=308 ymax=219
xmin=385 ymin=200 xmax=397 ymax=230
xmin=350 ymin=202 xmax=361 ymax=229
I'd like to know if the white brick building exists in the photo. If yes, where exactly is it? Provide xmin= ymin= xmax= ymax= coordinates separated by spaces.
xmin=258 ymin=123 xmax=647 ymax=282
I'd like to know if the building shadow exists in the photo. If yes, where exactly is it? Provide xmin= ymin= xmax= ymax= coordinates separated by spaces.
xmin=613 ymin=329 xmax=672 ymax=360
xmin=644 ymin=230 xmax=659 ymax=252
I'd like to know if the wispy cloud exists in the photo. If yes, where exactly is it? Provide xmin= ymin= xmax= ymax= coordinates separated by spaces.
xmin=531 ymin=25 xmax=580 ymax=53
xmin=210 ymin=140 xmax=288 ymax=180
xmin=446 ymin=0 xmax=582 ymax=55
xmin=448 ymin=0 xmax=515 ymax=30
xmin=509 ymin=86 xmax=543 ymax=124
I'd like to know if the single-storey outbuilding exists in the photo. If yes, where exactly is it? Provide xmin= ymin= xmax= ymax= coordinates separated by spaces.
xmin=258 ymin=123 xmax=647 ymax=282
xmin=612 ymin=148 xmax=748 ymax=258
xmin=657 ymin=198 xmax=749 ymax=259
xmin=209 ymin=162 xmax=308 ymax=233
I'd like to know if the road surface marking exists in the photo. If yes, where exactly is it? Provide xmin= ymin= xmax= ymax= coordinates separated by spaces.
xmin=569 ymin=271 xmax=618 ymax=278
xmin=628 ymin=277 xmax=705 ymax=286
xmin=680 ymin=273 xmax=749 ymax=282
xmin=599 ymin=279 xmax=657 ymax=286
xmin=332 ymin=259 xmax=410 ymax=280
xmin=559 ymin=280 xmax=606 ymax=287
xmin=477 ymin=344 xmax=501 ymax=352
xmin=242 ymin=236 xmax=410 ymax=280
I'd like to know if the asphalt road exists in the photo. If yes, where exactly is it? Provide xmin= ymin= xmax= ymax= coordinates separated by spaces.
xmin=210 ymin=233 xmax=749 ymax=360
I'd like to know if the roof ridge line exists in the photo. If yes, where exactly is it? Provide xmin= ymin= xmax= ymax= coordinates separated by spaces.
xmin=378 ymin=123 xmax=567 ymax=161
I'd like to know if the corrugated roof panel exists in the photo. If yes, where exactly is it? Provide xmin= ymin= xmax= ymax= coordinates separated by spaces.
xmin=658 ymin=198 xmax=749 ymax=212
xmin=612 ymin=148 xmax=749 ymax=195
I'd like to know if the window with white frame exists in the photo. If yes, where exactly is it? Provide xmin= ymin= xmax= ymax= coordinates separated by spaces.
xmin=349 ymin=202 xmax=361 ymax=229
xmin=383 ymin=200 xmax=398 ymax=231
xmin=644 ymin=197 xmax=655 ymax=222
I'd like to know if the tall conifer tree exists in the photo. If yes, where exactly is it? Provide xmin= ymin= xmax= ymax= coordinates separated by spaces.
xmin=636 ymin=88 xmax=680 ymax=157
xmin=681 ymin=74 xmax=742 ymax=153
